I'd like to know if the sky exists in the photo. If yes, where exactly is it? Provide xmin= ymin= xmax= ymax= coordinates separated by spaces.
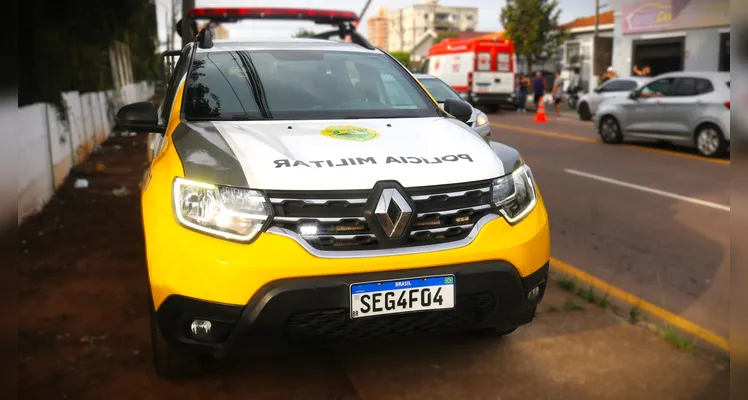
xmin=155 ymin=0 xmax=603 ymax=52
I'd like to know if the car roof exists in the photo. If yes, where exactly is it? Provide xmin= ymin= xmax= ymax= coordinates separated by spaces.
xmin=615 ymin=77 xmax=651 ymax=82
xmin=655 ymin=71 xmax=730 ymax=81
xmin=197 ymin=38 xmax=383 ymax=54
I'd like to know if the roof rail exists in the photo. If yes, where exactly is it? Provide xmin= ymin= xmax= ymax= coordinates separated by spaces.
xmin=312 ymin=22 xmax=375 ymax=50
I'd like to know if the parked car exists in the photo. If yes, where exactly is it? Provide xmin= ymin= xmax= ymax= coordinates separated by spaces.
xmin=413 ymin=73 xmax=491 ymax=141
xmin=577 ymin=77 xmax=650 ymax=121
xmin=595 ymin=72 xmax=730 ymax=157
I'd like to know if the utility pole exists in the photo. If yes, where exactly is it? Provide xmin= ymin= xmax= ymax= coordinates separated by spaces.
xmin=182 ymin=0 xmax=195 ymax=47
xmin=593 ymin=0 xmax=600 ymax=78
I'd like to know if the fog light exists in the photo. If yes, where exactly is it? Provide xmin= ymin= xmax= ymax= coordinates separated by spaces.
xmin=527 ymin=286 xmax=540 ymax=300
xmin=299 ymin=224 xmax=318 ymax=236
xmin=190 ymin=319 xmax=212 ymax=339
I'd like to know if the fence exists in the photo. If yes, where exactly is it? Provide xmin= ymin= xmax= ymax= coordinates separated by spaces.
xmin=17 ymin=81 xmax=155 ymax=224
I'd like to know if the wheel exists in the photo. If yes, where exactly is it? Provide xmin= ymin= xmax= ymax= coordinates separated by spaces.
xmin=150 ymin=306 xmax=202 ymax=380
xmin=694 ymin=123 xmax=727 ymax=157
xmin=578 ymin=102 xmax=591 ymax=121
xmin=598 ymin=115 xmax=623 ymax=144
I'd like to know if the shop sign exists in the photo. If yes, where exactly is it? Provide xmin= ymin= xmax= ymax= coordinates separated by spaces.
xmin=622 ymin=0 xmax=729 ymax=34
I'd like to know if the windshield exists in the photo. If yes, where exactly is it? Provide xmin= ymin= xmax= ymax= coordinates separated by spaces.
xmin=183 ymin=50 xmax=441 ymax=121
xmin=418 ymin=78 xmax=462 ymax=103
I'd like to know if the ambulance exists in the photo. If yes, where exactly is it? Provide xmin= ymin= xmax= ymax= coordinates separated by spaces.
xmin=424 ymin=37 xmax=518 ymax=112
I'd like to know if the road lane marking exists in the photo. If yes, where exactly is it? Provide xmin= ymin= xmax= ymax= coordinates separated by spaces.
xmin=550 ymin=256 xmax=730 ymax=352
xmin=564 ymin=169 xmax=730 ymax=212
xmin=491 ymin=122 xmax=730 ymax=165
xmin=491 ymin=123 xmax=598 ymax=143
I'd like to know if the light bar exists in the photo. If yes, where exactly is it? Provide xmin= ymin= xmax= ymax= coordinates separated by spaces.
xmin=187 ymin=7 xmax=359 ymax=23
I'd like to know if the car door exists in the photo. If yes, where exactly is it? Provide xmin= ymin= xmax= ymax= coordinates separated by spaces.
xmin=624 ymin=77 xmax=677 ymax=135
xmin=655 ymin=77 xmax=706 ymax=139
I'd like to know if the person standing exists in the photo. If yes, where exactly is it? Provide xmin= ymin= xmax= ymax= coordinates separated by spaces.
xmin=532 ymin=71 xmax=545 ymax=111
xmin=551 ymin=71 xmax=565 ymax=117
xmin=633 ymin=64 xmax=651 ymax=76
xmin=516 ymin=74 xmax=529 ymax=112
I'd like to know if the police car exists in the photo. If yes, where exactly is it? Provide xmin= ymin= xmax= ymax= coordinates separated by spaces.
xmin=116 ymin=7 xmax=550 ymax=380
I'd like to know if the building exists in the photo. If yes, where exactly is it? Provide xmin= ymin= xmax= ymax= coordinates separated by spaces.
xmin=387 ymin=0 xmax=478 ymax=53
xmin=367 ymin=7 xmax=390 ymax=50
xmin=557 ymin=10 xmax=615 ymax=92
xmin=610 ymin=0 xmax=730 ymax=77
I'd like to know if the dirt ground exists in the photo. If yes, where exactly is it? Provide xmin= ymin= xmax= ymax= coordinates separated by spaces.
xmin=18 ymin=124 xmax=730 ymax=400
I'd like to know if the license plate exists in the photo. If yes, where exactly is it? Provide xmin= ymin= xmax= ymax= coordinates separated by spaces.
xmin=349 ymin=275 xmax=455 ymax=319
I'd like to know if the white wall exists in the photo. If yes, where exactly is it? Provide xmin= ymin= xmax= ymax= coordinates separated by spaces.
xmin=17 ymin=81 xmax=155 ymax=223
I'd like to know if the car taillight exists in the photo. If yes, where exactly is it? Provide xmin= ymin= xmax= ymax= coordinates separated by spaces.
xmin=725 ymin=101 xmax=730 ymax=109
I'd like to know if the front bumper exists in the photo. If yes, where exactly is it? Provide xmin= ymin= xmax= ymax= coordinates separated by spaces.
xmin=156 ymin=260 xmax=549 ymax=358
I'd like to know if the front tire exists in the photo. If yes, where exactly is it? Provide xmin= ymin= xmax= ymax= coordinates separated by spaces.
xmin=599 ymin=115 xmax=623 ymax=144
xmin=694 ymin=124 xmax=727 ymax=157
xmin=150 ymin=307 xmax=202 ymax=380
xmin=578 ymin=102 xmax=591 ymax=121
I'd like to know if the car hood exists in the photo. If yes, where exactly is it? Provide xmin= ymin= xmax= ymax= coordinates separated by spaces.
xmin=171 ymin=117 xmax=514 ymax=191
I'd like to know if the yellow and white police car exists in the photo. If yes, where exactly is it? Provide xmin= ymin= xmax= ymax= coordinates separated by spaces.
xmin=116 ymin=7 xmax=550 ymax=380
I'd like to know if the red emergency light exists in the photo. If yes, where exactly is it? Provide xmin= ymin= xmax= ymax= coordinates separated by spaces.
xmin=187 ymin=7 xmax=359 ymax=24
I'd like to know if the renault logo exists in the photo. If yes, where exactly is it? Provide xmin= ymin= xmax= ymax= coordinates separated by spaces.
xmin=374 ymin=188 xmax=413 ymax=238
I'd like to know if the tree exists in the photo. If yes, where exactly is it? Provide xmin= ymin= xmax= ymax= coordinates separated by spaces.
xmin=19 ymin=0 xmax=160 ymax=107
xmin=389 ymin=51 xmax=411 ymax=69
xmin=500 ymin=0 xmax=569 ymax=73
xmin=434 ymin=32 xmax=459 ymax=44
xmin=293 ymin=28 xmax=316 ymax=38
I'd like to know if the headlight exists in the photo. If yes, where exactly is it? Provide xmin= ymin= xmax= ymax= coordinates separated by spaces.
xmin=476 ymin=111 xmax=489 ymax=127
xmin=491 ymin=165 xmax=537 ymax=224
xmin=173 ymin=178 xmax=273 ymax=242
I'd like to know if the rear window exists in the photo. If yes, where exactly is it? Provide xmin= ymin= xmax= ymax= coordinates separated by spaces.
xmin=497 ymin=53 xmax=511 ymax=72
xmin=183 ymin=50 xmax=440 ymax=121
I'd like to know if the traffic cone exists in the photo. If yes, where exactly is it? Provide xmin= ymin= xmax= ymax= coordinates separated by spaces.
xmin=534 ymin=97 xmax=548 ymax=123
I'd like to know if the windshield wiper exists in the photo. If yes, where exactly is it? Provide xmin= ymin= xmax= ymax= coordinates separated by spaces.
xmin=237 ymin=51 xmax=272 ymax=120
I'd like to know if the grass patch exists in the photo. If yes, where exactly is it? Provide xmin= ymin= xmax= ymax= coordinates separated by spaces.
xmin=545 ymin=305 xmax=560 ymax=313
xmin=662 ymin=325 xmax=698 ymax=353
xmin=557 ymin=275 xmax=578 ymax=292
xmin=576 ymin=285 xmax=610 ymax=308
xmin=629 ymin=305 xmax=642 ymax=323
xmin=562 ymin=298 xmax=584 ymax=311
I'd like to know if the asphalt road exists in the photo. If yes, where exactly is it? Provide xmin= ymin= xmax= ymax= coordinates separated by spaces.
xmin=487 ymin=112 xmax=731 ymax=340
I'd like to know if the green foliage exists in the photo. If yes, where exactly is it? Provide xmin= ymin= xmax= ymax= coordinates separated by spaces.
xmin=434 ymin=32 xmax=459 ymax=44
xmin=500 ymin=0 xmax=569 ymax=72
xmin=390 ymin=51 xmax=411 ymax=68
xmin=293 ymin=28 xmax=317 ymax=38
xmin=562 ymin=298 xmax=584 ymax=311
xmin=19 ymin=0 xmax=159 ymax=107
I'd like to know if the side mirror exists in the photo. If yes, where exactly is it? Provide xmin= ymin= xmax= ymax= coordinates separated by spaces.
xmin=443 ymin=98 xmax=473 ymax=124
xmin=628 ymin=90 xmax=639 ymax=100
xmin=594 ymin=87 xmax=602 ymax=93
xmin=116 ymin=102 xmax=165 ymax=133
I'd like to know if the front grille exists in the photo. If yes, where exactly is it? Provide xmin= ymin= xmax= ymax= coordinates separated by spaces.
xmin=266 ymin=180 xmax=497 ymax=251
xmin=283 ymin=292 xmax=495 ymax=341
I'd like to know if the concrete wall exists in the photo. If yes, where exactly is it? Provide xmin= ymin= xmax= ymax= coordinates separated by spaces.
xmin=17 ymin=81 xmax=155 ymax=224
